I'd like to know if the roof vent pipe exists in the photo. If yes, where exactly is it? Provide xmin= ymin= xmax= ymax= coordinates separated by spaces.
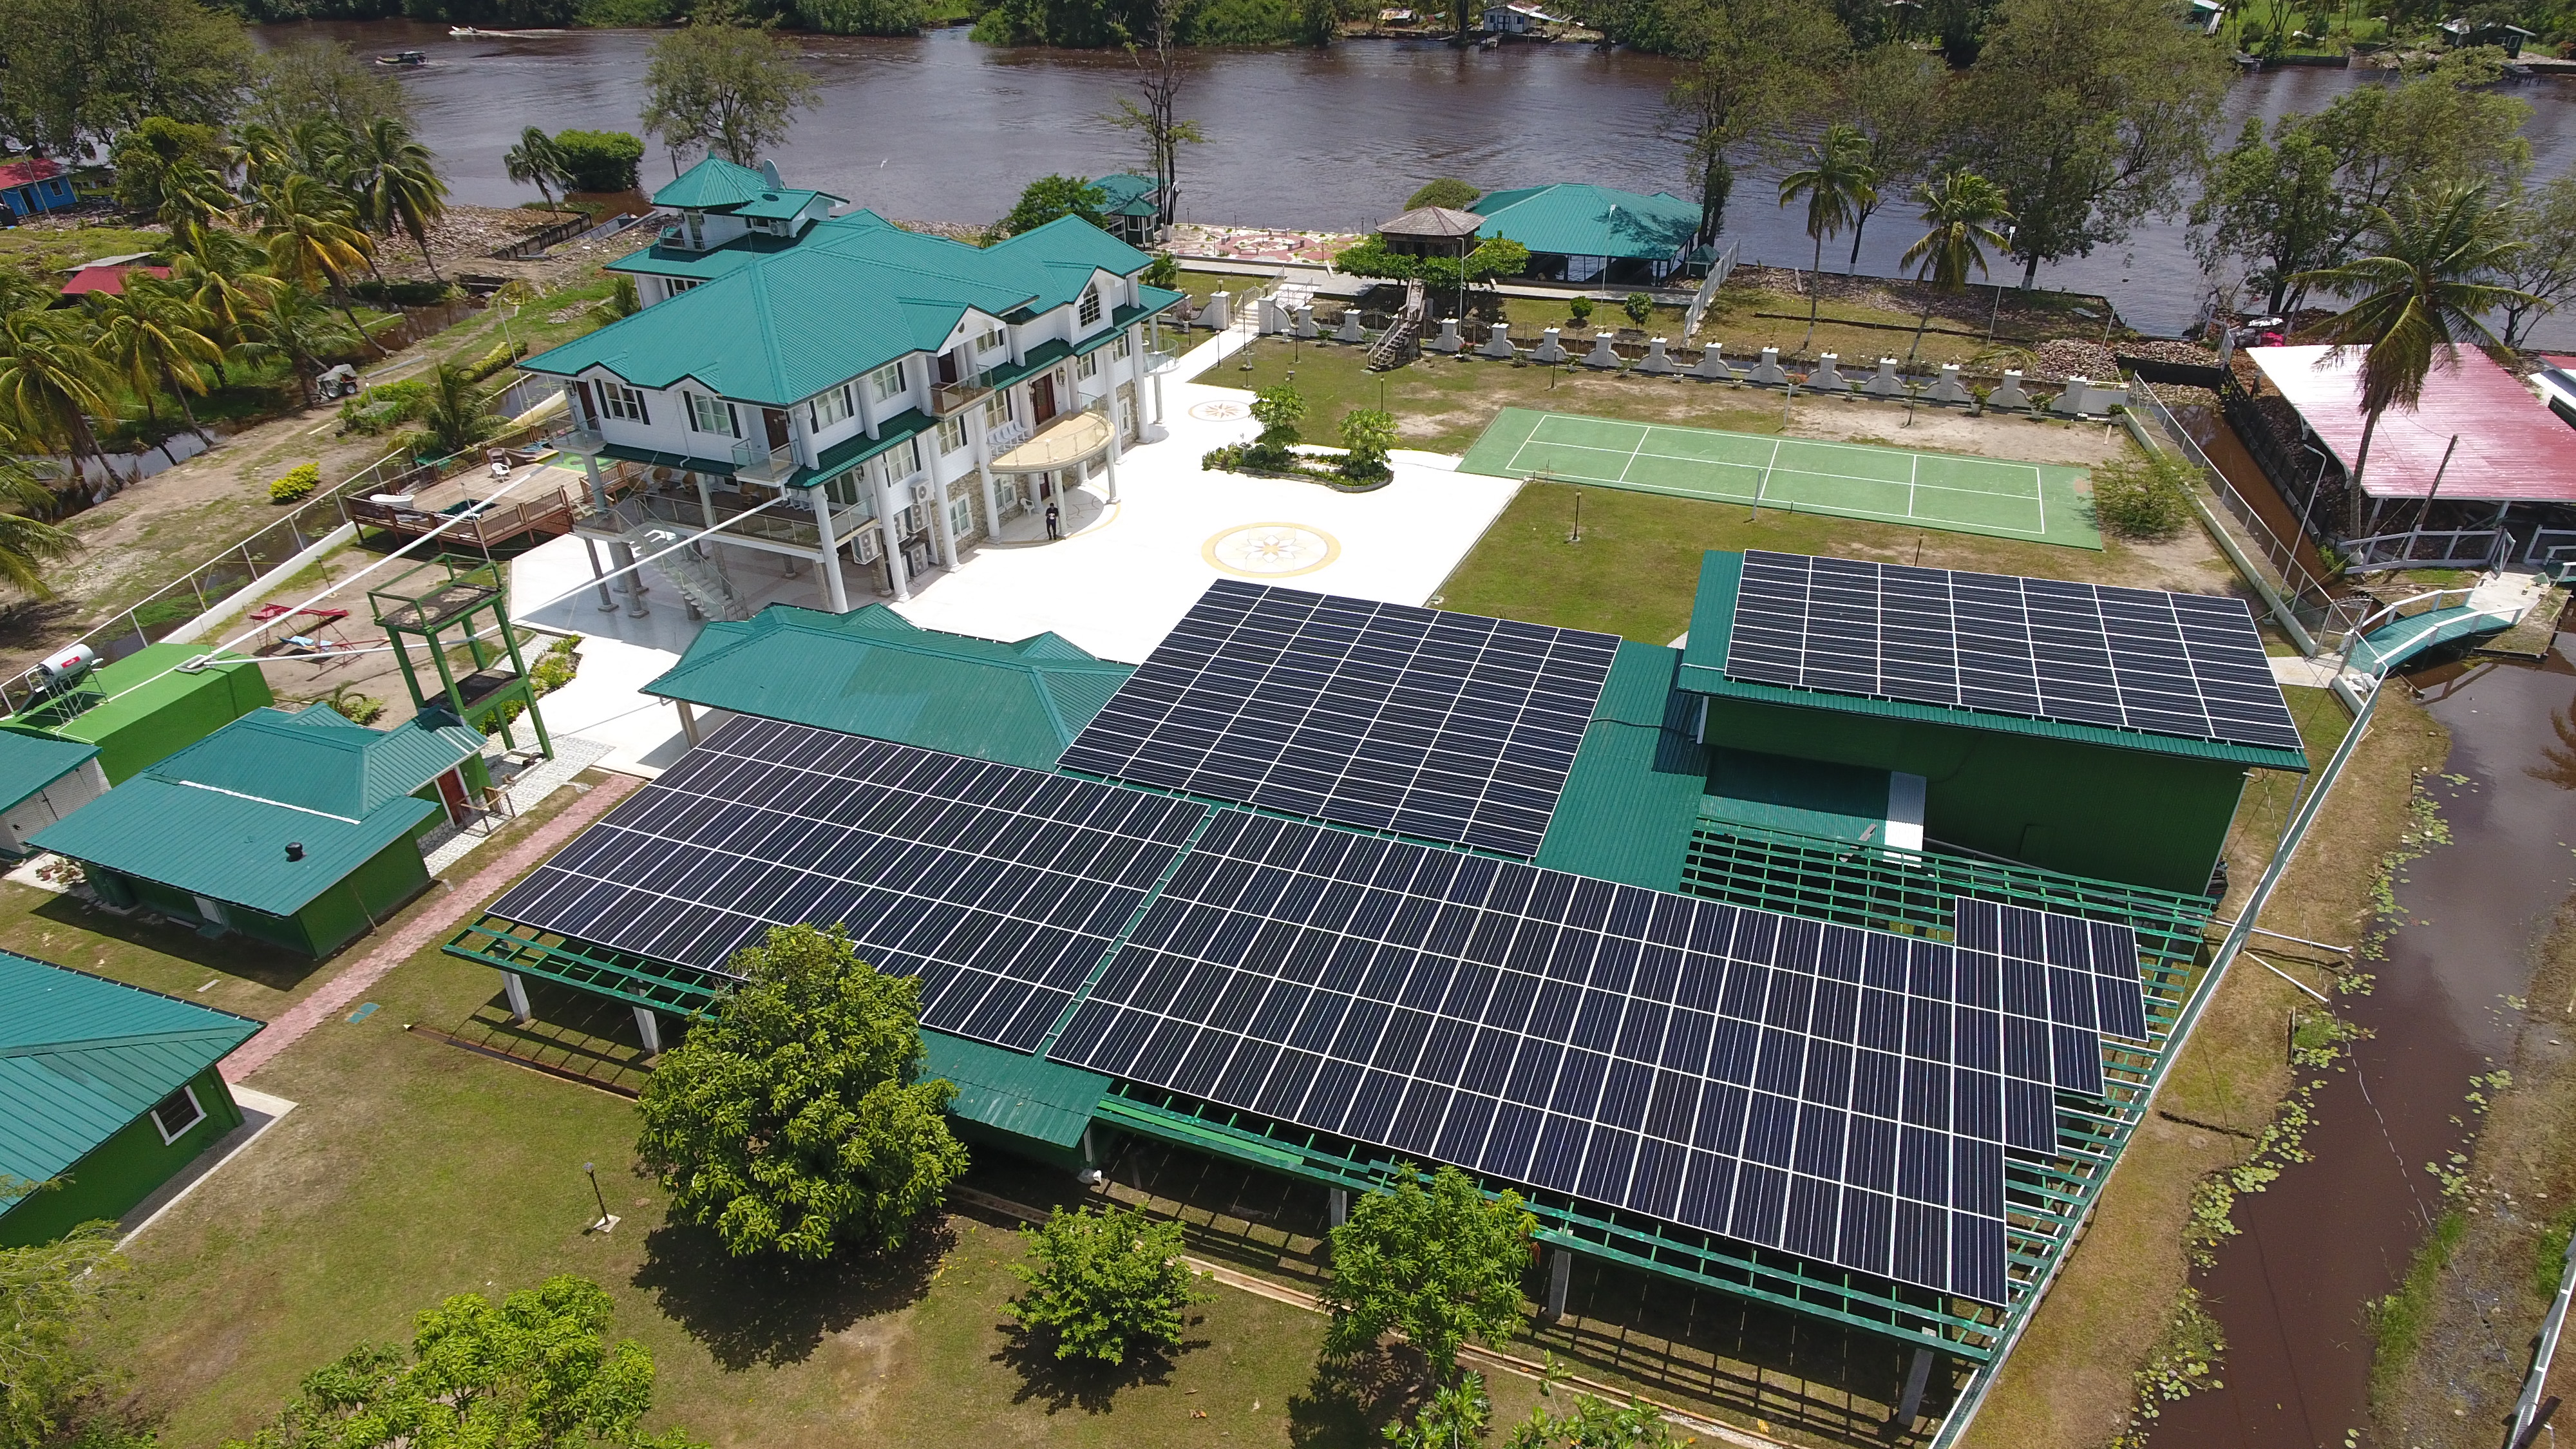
xmin=285 ymin=842 xmax=305 ymax=862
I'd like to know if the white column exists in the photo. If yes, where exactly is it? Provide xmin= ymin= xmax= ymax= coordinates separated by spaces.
xmin=969 ymin=410 xmax=1002 ymax=536
xmin=632 ymin=1005 xmax=663 ymax=1054
xmin=1101 ymin=406 xmax=1121 ymax=505
xmin=871 ymin=456 xmax=909 ymax=603
xmin=1544 ymin=1245 xmax=1573 ymax=1321
xmin=1328 ymin=1187 xmax=1349 ymax=1227
xmin=808 ymin=485 xmax=849 ymax=612
xmin=502 ymin=971 xmax=532 ymax=1022
xmin=580 ymin=453 xmax=644 ymax=616
xmin=926 ymin=437 xmax=960 ymax=569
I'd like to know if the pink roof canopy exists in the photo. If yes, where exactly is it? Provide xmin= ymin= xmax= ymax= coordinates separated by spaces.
xmin=2248 ymin=344 xmax=2576 ymax=504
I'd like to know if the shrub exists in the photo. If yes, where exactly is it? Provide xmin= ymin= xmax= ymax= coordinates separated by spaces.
xmin=1141 ymin=252 xmax=1181 ymax=290
xmin=348 ymin=279 xmax=453 ymax=308
xmin=1569 ymin=294 xmax=1595 ymax=325
xmin=325 ymin=685 xmax=384 ymax=724
xmin=797 ymin=0 xmax=931 ymax=33
xmin=530 ymin=636 xmax=582 ymax=694
xmin=1338 ymin=408 xmax=1397 ymax=485
xmin=1623 ymin=292 xmax=1654 ymax=327
xmin=1003 ymin=1204 xmax=1204 ymax=1365
xmin=1200 ymin=443 xmax=1246 ymax=473
xmin=1405 ymin=178 xmax=1482 ymax=211
xmin=1244 ymin=384 xmax=1307 ymax=469
xmin=551 ymin=129 xmax=645 ymax=193
xmin=269 ymin=462 xmax=321 ymax=504
xmin=2091 ymin=450 xmax=2199 ymax=542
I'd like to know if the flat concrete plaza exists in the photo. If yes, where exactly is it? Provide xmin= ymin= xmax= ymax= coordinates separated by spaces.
xmin=1460 ymin=407 xmax=2103 ymax=550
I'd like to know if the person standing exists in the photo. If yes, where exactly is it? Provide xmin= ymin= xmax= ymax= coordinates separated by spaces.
xmin=1045 ymin=502 xmax=1061 ymax=539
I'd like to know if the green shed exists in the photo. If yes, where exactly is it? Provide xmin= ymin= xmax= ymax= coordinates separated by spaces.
xmin=644 ymin=604 xmax=1133 ymax=770
xmin=3 ymin=643 xmax=272 ymax=784
xmin=33 ymin=706 xmax=487 ymax=958
xmin=1675 ymin=551 xmax=2309 ymax=894
xmin=0 ymin=952 xmax=258 ymax=1247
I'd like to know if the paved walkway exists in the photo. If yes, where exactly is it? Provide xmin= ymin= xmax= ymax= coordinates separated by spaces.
xmin=221 ymin=772 xmax=640 ymax=1084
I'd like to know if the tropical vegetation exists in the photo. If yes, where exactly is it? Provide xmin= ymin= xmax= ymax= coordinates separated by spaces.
xmin=1003 ymin=1204 xmax=1206 ymax=1365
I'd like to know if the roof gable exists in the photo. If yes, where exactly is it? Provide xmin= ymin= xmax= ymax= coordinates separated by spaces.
xmin=0 ymin=953 xmax=258 ymax=1186
xmin=0 ymin=730 xmax=96 ymax=811
xmin=1472 ymin=183 xmax=1700 ymax=260
xmin=652 ymin=156 xmax=777 ymax=211
xmin=147 ymin=707 xmax=479 ymax=819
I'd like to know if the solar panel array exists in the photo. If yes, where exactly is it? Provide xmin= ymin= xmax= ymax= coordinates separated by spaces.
xmin=488 ymin=716 xmax=1206 ymax=1052
xmin=1724 ymin=551 xmax=2304 ymax=754
xmin=1049 ymin=811 xmax=2150 ymax=1305
xmin=1057 ymin=580 xmax=1621 ymax=858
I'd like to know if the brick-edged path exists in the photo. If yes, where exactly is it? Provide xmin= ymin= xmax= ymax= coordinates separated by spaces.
xmin=222 ymin=773 xmax=639 ymax=1084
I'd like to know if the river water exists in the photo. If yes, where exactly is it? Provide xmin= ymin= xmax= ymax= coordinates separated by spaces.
xmin=2155 ymin=632 xmax=2576 ymax=1449
xmin=271 ymin=20 xmax=2576 ymax=343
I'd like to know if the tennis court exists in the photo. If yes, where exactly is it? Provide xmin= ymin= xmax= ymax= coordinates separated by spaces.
xmin=1458 ymin=408 xmax=2103 ymax=549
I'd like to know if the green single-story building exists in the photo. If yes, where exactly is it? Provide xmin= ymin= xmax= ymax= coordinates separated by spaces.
xmin=644 ymin=603 xmax=1133 ymax=770
xmin=33 ymin=706 xmax=488 ymax=958
xmin=1468 ymin=182 xmax=1705 ymax=285
xmin=1674 ymin=551 xmax=2311 ymax=894
xmin=3 ymin=642 xmax=272 ymax=784
xmin=0 ymin=952 xmax=260 ymax=1247
xmin=0 ymin=732 xmax=106 ymax=858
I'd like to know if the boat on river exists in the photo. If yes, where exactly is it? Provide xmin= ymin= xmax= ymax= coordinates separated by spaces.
xmin=375 ymin=50 xmax=428 ymax=66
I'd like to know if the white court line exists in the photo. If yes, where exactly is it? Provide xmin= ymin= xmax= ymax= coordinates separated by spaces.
xmin=1757 ymin=437 xmax=1780 ymax=512
xmin=1530 ymin=434 xmax=2045 ymax=500
xmin=1618 ymin=424 xmax=1651 ymax=484
xmin=1908 ymin=452 xmax=1918 ymax=518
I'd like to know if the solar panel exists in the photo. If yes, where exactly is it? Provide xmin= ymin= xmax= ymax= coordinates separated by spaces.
xmin=1043 ymin=811 xmax=2141 ymax=1306
xmin=488 ymin=716 xmax=1207 ymax=1052
xmin=1725 ymin=551 xmax=2304 ymax=755
xmin=1057 ymin=580 xmax=1621 ymax=858
xmin=1954 ymin=897 xmax=2148 ymax=1047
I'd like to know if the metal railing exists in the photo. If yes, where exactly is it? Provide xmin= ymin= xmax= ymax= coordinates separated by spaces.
xmin=728 ymin=437 xmax=797 ymax=485
xmin=627 ymin=490 xmax=821 ymax=550
xmin=2341 ymin=584 xmax=2483 ymax=652
xmin=931 ymin=376 xmax=996 ymax=415
xmin=2340 ymin=526 xmax=2510 ymax=573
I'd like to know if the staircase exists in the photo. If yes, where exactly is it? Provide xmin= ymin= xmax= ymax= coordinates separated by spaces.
xmin=1271 ymin=277 xmax=1318 ymax=321
xmin=1366 ymin=279 xmax=1426 ymax=372
xmin=604 ymin=502 xmax=753 ymax=621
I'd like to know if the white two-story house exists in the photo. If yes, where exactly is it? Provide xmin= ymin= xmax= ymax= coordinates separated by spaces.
xmin=526 ymin=158 xmax=1183 ymax=613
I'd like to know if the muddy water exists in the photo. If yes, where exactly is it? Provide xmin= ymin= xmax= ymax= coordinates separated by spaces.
xmin=2152 ymin=625 xmax=2576 ymax=1448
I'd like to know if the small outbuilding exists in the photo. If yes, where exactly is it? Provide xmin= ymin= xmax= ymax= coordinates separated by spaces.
xmin=0 ymin=732 xmax=106 ymax=857
xmin=1091 ymin=173 xmax=1168 ymax=247
xmin=1468 ymin=182 xmax=1703 ymax=284
xmin=34 ymin=706 xmax=486 ymax=958
xmin=644 ymin=603 xmax=1133 ymax=769
xmin=4 ymin=642 xmax=272 ymax=784
xmin=1483 ymin=1 xmax=1567 ymax=30
xmin=0 ymin=158 xmax=77 ymax=220
xmin=1376 ymin=205 xmax=1486 ymax=261
xmin=0 ymin=952 xmax=258 ymax=1247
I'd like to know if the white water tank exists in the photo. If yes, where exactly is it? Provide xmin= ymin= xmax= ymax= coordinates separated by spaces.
xmin=37 ymin=642 xmax=97 ymax=685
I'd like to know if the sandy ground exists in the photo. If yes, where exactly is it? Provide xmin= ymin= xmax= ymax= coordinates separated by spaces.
xmin=1783 ymin=399 xmax=2136 ymax=468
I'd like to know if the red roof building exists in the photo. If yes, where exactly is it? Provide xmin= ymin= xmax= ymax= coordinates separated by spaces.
xmin=2248 ymin=344 xmax=2576 ymax=505
xmin=57 ymin=264 xmax=169 ymax=300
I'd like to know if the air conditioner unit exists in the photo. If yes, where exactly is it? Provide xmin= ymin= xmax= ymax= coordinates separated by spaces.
xmin=853 ymin=529 xmax=881 ymax=563
xmin=910 ymin=477 xmax=933 ymax=505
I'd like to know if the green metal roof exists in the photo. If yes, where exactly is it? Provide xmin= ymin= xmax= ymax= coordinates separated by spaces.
xmin=0 ymin=952 xmax=258 ymax=1189
xmin=5 ymin=643 xmax=264 ymax=757
xmin=1531 ymin=642 xmax=1709 ymax=891
xmin=606 ymin=232 xmax=806 ymax=283
xmin=31 ymin=706 xmax=472 ymax=915
xmin=527 ymin=210 xmax=1160 ymax=408
xmin=1677 ymin=552 xmax=2313 ymax=772
xmin=0 ymin=730 xmax=95 ymax=811
xmin=734 ymin=188 xmax=827 ymax=221
xmin=1701 ymin=747 xmax=1892 ymax=844
xmin=920 ymin=1029 xmax=1106 ymax=1149
xmin=645 ymin=605 xmax=1132 ymax=769
xmin=1470 ymin=183 xmax=1700 ymax=261
xmin=1093 ymin=173 xmax=1160 ymax=218
xmin=651 ymin=156 xmax=777 ymax=211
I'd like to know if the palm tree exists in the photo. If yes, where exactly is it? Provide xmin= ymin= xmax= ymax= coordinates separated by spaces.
xmin=254 ymin=173 xmax=383 ymax=354
xmin=2291 ymin=181 xmax=2534 ymax=537
xmin=1778 ymin=125 xmax=1879 ymax=349
xmin=89 ymin=279 xmax=227 ymax=459
xmin=0 ymin=312 xmax=115 ymax=491
xmin=347 ymin=117 xmax=451 ymax=281
xmin=505 ymin=127 xmax=567 ymax=212
xmin=171 ymin=231 xmax=283 ymax=387
xmin=415 ymin=361 xmax=506 ymax=460
xmin=0 ymin=454 xmax=82 ymax=595
xmin=154 ymin=160 xmax=238 ymax=249
xmin=243 ymin=285 xmax=361 ymax=401
xmin=1899 ymin=170 xmax=2013 ymax=365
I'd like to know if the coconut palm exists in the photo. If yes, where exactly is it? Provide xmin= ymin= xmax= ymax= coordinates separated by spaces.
xmin=346 ymin=117 xmax=450 ymax=280
xmin=505 ymin=127 xmax=567 ymax=212
xmin=1778 ymin=125 xmax=1879 ymax=349
xmin=414 ymin=361 xmax=506 ymax=460
xmin=2291 ymin=181 xmax=2534 ymax=536
xmin=254 ymin=173 xmax=383 ymax=354
xmin=243 ymin=285 xmax=362 ymax=400
xmin=89 ymin=279 xmax=227 ymax=458
xmin=171 ymin=231 xmax=284 ymax=386
xmin=155 ymin=161 xmax=238 ymax=249
xmin=1899 ymin=170 xmax=2013 ymax=364
xmin=0 ymin=453 xmax=82 ymax=595
xmin=0 ymin=312 xmax=115 ymax=489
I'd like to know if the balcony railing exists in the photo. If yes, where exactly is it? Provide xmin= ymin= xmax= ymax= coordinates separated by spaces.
xmin=730 ymin=437 xmax=799 ymax=485
xmin=931 ymin=377 xmax=995 ymax=417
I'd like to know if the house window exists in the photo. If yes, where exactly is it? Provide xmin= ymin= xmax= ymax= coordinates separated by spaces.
xmin=1113 ymin=332 xmax=1132 ymax=360
xmin=896 ymin=435 xmax=923 ymax=477
xmin=938 ymin=415 xmax=966 ymax=455
xmin=1079 ymin=287 xmax=1103 ymax=326
xmin=686 ymin=392 xmax=738 ymax=437
xmin=949 ymin=493 xmax=975 ymax=539
xmin=976 ymin=327 xmax=1007 ymax=355
xmin=867 ymin=361 xmax=906 ymax=404
xmin=599 ymin=383 xmax=649 ymax=424
xmin=810 ymin=383 xmax=854 ymax=432
xmin=1077 ymin=350 xmax=1101 ymax=381
xmin=983 ymin=392 xmax=1014 ymax=428
xmin=149 ymin=1086 xmax=205 ymax=1144
xmin=665 ymin=278 xmax=701 ymax=296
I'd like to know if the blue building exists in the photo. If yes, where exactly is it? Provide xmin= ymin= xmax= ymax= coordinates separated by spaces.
xmin=0 ymin=159 xmax=76 ymax=220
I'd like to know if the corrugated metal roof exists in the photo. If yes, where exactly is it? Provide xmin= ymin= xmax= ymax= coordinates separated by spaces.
xmin=33 ymin=775 xmax=435 ymax=915
xmin=1701 ymin=747 xmax=1891 ymax=844
xmin=606 ymin=234 xmax=802 ymax=283
xmin=645 ymin=605 xmax=1132 ymax=770
xmin=1471 ymin=184 xmax=1700 ymax=261
xmin=652 ymin=156 xmax=776 ymax=210
xmin=1092 ymin=173 xmax=1160 ymax=217
xmin=0 ymin=952 xmax=258 ymax=1185
xmin=1531 ymin=642 xmax=1708 ymax=891
xmin=734 ymin=189 xmax=825 ymax=221
xmin=5 ymin=643 xmax=263 ymax=747
xmin=144 ymin=707 xmax=479 ymax=819
xmin=1675 ymin=552 xmax=2311 ymax=772
xmin=920 ymin=1029 xmax=1105 ymax=1149
xmin=529 ymin=210 xmax=1160 ymax=407
xmin=0 ymin=730 xmax=95 ymax=810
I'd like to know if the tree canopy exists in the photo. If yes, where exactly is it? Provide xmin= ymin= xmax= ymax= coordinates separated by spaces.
xmin=641 ymin=6 xmax=821 ymax=173
xmin=1661 ymin=0 xmax=1849 ymax=240
xmin=0 ymin=1220 xmax=122 ymax=1449
xmin=634 ymin=924 xmax=967 ymax=1260
xmin=1001 ymin=175 xmax=1112 ymax=236
xmin=216 ymin=1275 xmax=698 ymax=1449
xmin=1405 ymin=178 xmax=1483 ymax=211
xmin=0 ymin=0 xmax=250 ymax=156
xmin=1004 ymin=1204 xmax=1206 ymax=1365
xmin=1318 ymin=1165 xmax=1533 ymax=1381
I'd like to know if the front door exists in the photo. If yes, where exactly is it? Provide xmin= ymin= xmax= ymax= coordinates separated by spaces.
xmin=1030 ymin=374 xmax=1058 ymax=424
xmin=762 ymin=408 xmax=791 ymax=450
xmin=435 ymin=768 xmax=471 ymax=825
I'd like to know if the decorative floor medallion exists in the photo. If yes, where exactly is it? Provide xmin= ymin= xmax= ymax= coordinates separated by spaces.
xmin=1188 ymin=400 xmax=1250 ymax=421
xmin=1202 ymin=523 xmax=1340 ymax=579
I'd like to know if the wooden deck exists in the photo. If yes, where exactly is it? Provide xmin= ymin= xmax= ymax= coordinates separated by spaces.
xmin=346 ymin=488 xmax=576 ymax=549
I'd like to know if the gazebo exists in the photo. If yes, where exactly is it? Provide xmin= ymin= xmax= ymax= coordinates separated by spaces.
xmin=1376 ymin=205 xmax=1484 ymax=261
